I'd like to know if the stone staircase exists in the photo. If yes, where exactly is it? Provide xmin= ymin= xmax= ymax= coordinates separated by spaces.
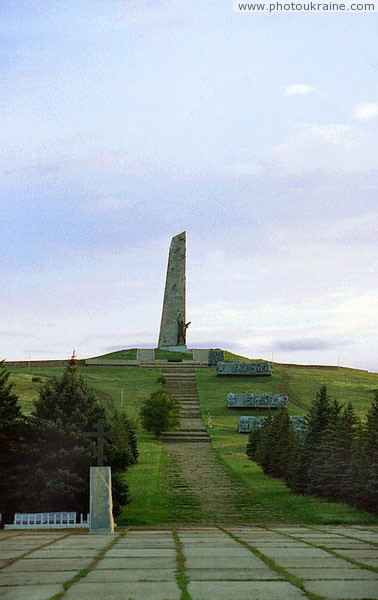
xmin=160 ymin=364 xmax=210 ymax=443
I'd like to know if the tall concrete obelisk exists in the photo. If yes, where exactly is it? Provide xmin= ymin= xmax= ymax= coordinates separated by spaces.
xmin=158 ymin=231 xmax=188 ymax=351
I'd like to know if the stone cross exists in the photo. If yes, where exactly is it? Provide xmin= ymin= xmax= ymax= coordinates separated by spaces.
xmin=85 ymin=418 xmax=116 ymax=467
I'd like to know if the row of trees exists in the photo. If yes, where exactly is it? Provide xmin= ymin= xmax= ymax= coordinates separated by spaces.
xmin=0 ymin=357 xmax=138 ymax=523
xmin=246 ymin=386 xmax=378 ymax=513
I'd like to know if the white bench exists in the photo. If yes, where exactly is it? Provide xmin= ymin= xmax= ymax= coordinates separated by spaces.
xmin=4 ymin=512 xmax=88 ymax=529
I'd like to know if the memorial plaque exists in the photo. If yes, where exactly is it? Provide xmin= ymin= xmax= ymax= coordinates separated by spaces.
xmin=208 ymin=349 xmax=225 ymax=366
xmin=217 ymin=361 xmax=272 ymax=376
xmin=237 ymin=415 xmax=306 ymax=433
xmin=227 ymin=393 xmax=287 ymax=409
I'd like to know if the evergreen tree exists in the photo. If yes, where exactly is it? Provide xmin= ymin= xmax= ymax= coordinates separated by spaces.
xmin=268 ymin=409 xmax=299 ymax=479
xmin=306 ymin=399 xmax=359 ymax=501
xmin=289 ymin=385 xmax=333 ymax=494
xmin=246 ymin=423 xmax=262 ymax=461
xmin=19 ymin=354 xmax=135 ymax=516
xmin=249 ymin=410 xmax=299 ymax=480
xmin=0 ymin=360 xmax=26 ymax=521
xmin=254 ymin=415 xmax=273 ymax=472
xmin=353 ymin=393 xmax=378 ymax=512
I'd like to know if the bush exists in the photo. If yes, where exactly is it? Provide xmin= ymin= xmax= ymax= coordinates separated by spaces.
xmin=139 ymin=390 xmax=181 ymax=438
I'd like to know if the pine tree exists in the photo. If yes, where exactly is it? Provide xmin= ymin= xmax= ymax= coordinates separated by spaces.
xmin=354 ymin=393 xmax=378 ymax=512
xmin=0 ymin=360 xmax=26 ymax=521
xmin=289 ymin=385 xmax=333 ymax=494
xmin=19 ymin=354 xmax=135 ymax=515
xmin=254 ymin=415 xmax=273 ymax=472
xmin=270 ymin=409 xmax=299 ymax=479
xmin=246 ymin=424 xmax=262 ymax=461
xmin=308 ymin=401 xmax=358 ymax=502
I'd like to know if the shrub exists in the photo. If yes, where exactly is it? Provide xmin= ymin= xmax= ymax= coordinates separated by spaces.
xmin=139 ymin=390 xmax=181 ymax=437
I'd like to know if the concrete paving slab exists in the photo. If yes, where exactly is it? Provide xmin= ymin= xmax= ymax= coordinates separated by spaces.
xmin=3 ymin=536 xmax=62 ymax=545
xmin=230 ymin=534 xmax=298 ymax=544
xmin=257 ymin=546 xmax=330 ymax=557
xmin=0 ymin=570 xmax=77 ymax=585
xmin=4 ymin=557 xmax=90 ymax=572
xmin=185 ymin=556 xmax=267 ymax=569
xmin=345 ymin=532 xmax=378 ymax=542
xmin=114 ymin=541 xmax=175 ymax=548
xmin=64 ymin=581 xmax=181 ymax=599
xmin=188 ymin=580 xmax=307 ymax=599
xmin=242 ymin=540 xmax=310 ymax=547
xmin=27 ymin=548 xmax=99 ymax=558
xmin=178 ymin=539 xmax=236 ymax=546
xmin=270 ymin=527 xmax=314 ymax=533
xmin=288 ymin=567 xmax=378 ymax=580
xmin=322 ymin=527 xmax=374 ymax=537
xmin=0 ymin=550 xmax=27 ymax=559
xmin=106 ymin=548 xmax=176 ymax=557
xmin=337 ymin=549 xmax=378 ymax=560
xmin=187 ymin=567 xmax=283 ymax=580
xmin=272 ymin=556 xmax=354 ymax=568
xmin=310 ymin=540 xmax=370 ymax=549
xmin=85 ymin=568 xmax=176 ymax=582
xmin=95 ymin=556 xmax=176 ymax=569
xmin=53 ymin=536 xmax=114 ymax=546
xmin=183 ymin=546 xmax=252 ymax=557
xmin=304 ymin=579 xmax=378 ymax=599
xmin=0 ymin=584 xmax=63 ymax=600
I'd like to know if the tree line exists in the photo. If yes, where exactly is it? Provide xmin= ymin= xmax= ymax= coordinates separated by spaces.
xmin=0 ymin=356 xmax=138 ymax=524
xmin=246 ymin=385 xmax=378 ymax=513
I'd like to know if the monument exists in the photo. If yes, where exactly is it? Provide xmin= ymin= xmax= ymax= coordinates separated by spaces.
xmin=86 ymin=419 xmax=116 ymax=533
xmin=158 ymin=231 xmax=190 ymax=351
xmin=217 ymin=361 xmax=272 ymax=376
xmin=237 ymin=415 xmax=306 ymax=434
xmin=227 ymin=393 xmax=288 ymax=409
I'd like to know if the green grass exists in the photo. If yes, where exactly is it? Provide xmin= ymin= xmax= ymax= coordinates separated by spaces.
xmin=196 ymin=365 xmax=378 ymax=422
xmin=6 ymin=358 xmax=378 ymax=526
xmin=8 ymin=365 xmax=161 ymax=420
xmin=118 ymin=434 xmax=200 ymax=526
xmin=224 ymin=350 xmax=268 ymax=362
xmin=209 ymin=429 xmax=377 ymax=525
xmin=154 ymin=348 xmax=194 ymax=360
xmin=90 ymin=348 xmax=138 ymax=360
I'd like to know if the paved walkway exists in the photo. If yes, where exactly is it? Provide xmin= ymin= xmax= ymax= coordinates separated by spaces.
xmin=1 ymin=525 xmax=377 ymax=599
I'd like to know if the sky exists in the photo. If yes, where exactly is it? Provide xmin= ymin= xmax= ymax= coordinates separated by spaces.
xmin=1 ymin=1 xmax=378 ymax=371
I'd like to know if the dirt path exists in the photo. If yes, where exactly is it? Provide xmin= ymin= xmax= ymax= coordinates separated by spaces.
xmin=161 ymin=365 xmax=284 ymax=524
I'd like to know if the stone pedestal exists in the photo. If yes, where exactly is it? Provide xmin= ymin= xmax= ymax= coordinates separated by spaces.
xmin=89 ymin=467 xmax=114 ymax=533
xmin=160 ymin=345 xmax=187 ymax=353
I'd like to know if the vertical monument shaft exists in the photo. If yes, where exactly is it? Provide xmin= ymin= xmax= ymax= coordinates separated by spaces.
xmin=158 ymin=231 xmax=187 ymax=349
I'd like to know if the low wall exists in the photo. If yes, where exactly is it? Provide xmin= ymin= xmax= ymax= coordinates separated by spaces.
xmin=4 ymin=360 xmax=85 ymax=369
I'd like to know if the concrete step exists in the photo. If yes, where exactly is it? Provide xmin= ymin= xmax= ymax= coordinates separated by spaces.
xmin=161 ymin=433 xmax=211 ymax=443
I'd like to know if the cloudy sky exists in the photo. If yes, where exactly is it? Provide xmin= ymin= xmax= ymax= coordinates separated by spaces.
xmin=1 ymin=1 xmax=377 ymax=370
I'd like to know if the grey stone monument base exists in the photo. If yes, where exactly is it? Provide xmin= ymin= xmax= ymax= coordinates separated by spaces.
xmin=136 ymin=348 xmax=155 ymax=361
xmin=160 ymin=345 xmax=188 ymax=353
xmin=89 ymin=467 xmax=115 ymax=533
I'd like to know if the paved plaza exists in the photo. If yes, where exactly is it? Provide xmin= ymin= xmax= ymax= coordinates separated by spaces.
xmin=0 ymin=525 xmax=377 ymax=599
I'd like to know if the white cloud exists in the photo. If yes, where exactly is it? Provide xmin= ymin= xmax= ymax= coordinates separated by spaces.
xmin=284 ymin=84 xmax=314 ymax=96
xmin=226 ymin=163 xmax=262 ymax=177
xmin=353 ymin=102 xmax=378 ymax=121
xmin=269 ymin=122 xmax=378 ymax=173
xmin=308 ymin=124 xmax=353 ymax=144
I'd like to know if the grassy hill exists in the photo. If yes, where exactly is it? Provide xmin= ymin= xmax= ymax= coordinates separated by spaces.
xmin=6 ymin=355 xmax=378 ymax=526
xmin=9 ymin=359 xmax=378 ymax=419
